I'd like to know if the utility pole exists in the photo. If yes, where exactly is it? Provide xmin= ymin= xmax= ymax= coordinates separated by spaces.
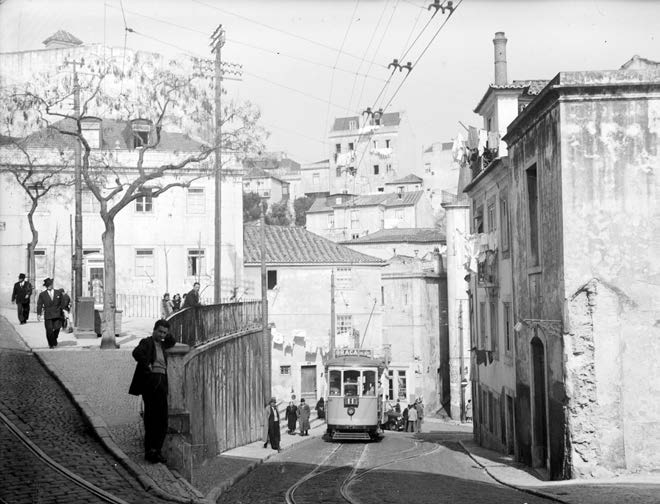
xmin=330 ymin=269 xmax=336 ymax=359
xmin=65 ymin=58 xmax=83 ymax=324
xmin=211 ymin=25 xmax=225 ymax=304
xmin=260 ymin=201 xmax=270 ymax=399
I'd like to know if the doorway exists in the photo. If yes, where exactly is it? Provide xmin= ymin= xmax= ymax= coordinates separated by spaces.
xmin=531 ymin=336 xmax=548 ymax=468
xmin=300 ymin=365 xmax=317 ymax=402
xmin=506 ymin=394 xmax=515 ymax=455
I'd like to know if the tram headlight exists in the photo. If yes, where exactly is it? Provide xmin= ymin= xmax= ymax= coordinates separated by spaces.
xmin=347 ymin=407 xmax=355 ymax=416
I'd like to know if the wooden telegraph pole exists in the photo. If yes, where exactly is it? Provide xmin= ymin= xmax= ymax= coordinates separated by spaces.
xmin=64 ymin=58 xmax=84 ymax=324
xmin=211 ymin=25 xmax=225 ymax=304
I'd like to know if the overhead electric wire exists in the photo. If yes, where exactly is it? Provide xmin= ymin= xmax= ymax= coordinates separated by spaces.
xmin=322 ymin=0 xmax=361 ymax=145
xmin=380 ymin=0 xmax=463 ymax=112
xmin=132 ymin=31 xmax=355 ymax=114
xmin=346 ymin=0 xmax=392 ymax=113
xmin=354 ymin=0 xmax=400 ymax=114
xmin=190 ymin=0 xmax=387 ymax=68
xmin=104 ymin=3 xmax=387 ymax=83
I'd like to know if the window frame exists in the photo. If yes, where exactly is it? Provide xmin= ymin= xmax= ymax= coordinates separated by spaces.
xmin=187 ymin=249 xmax=205 ymax=277
xmin=135 ymin=191 xmax=153 ymax=213
xmin=267 ymin=270 xmax=278 ymax=290
xmin=135 ymin=248 xmax=155 ymax=277
xmin=186 ymin=186 xmax=206 ymax=214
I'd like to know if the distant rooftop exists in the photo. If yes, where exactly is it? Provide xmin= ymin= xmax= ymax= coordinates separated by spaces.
xmin=332 ymin=112 xmax=401 ymax=132
xmin=244 ymin=225 xmax=384 ymax=265
xmin=307 ymin=190 xmax=425 ymax=213
xmin=339 ymin=228 xmax=445 ymax=245
xmin=474 ymin=79 xmax=550 ymax=114
xmin=385 ymin=174 xmax=423 ymax=185
xmin=42 ymin=30 xmax=83 ymax=48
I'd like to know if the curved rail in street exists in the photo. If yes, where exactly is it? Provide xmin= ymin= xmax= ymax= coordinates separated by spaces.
xmin=285 ymin=440 xmax=443 ymax=504
xmin=0 ymin=409 xmax=130 ymax=504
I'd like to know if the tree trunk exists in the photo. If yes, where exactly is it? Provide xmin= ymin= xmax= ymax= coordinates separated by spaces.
xmin=27 ymin=202 xmax=38 ymax=303
xmin=100 ymin=217 xmax=118 ymax=349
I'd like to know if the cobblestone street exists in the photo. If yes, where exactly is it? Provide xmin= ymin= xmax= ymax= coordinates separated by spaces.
xmin=0 ymin=317 xmax=169 ymax=504
xmin=216 ymin=431 xmax=554 ymax=504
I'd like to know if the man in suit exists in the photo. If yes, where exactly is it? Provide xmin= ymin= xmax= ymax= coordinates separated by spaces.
xmin=36 ymin=278 xmax=63 ymax=348
xmin=182 ymin=282 xmax=201 ymax=309
xmin=11 ymin=273 xmax=33 ymax=324
xmin=129 ymin=319 xmax=176 ymax=464
xmin=263 ymin=397 xmax=281 ymax=451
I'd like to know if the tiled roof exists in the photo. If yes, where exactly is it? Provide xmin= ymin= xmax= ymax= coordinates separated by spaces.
xmin=244 ymin=225 xmax=384 ymax=265
xmin=243 ymin=166 xmax=287 ymax=184
xmin=19 ymin=119 xmax=206 ymax=151
xmin=473 ymin=80 xmax=550 ymax=114
xmin=386 ymin=174 xmax=423 ymax=185
xmin=331 ymin=112 xmax=401 ymax=131
xmin=42 ymin=30 xmax=83 ymax=46
xmin=339 ymin=228 xmax=446 ymax=245
xmin=307 ymin=190 xmax=424 ymax=213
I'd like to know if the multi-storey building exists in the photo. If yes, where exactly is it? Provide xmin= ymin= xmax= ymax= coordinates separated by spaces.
xmin=465 ymin=32 xmax=660 ymax=480
xmin=300 ymin=159 xmax=330 ymax=199
xmin=328 ymin=111 xmax=418 ymax=195
xmin=242 ymin=167 xmax=290 ymax=206
xmin=305 ymin=190 xmax=434 ymax=242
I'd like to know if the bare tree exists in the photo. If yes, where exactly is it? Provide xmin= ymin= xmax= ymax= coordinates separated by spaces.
xmin=0 ymin=137 xmax=74 ymax=291
xmin=3 ymin=54 xmax=267 ymax=349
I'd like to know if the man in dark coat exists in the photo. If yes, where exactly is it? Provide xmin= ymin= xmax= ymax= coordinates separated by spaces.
xmin=36 ymin=278 xmax=63 ymax=348
xmin=129 ymin=319 xmax=176 ymax=463
xmin=262 ymin=397 xmax=281 ymax=451
xmin=182 ymin=282 xmax=201 ymax=309
xmin=11 ymin=273 xmax=33 ymax=324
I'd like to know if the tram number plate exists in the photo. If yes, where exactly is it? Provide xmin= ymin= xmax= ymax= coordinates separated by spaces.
xmin=344 ymin=397 xmax=359 ymax=407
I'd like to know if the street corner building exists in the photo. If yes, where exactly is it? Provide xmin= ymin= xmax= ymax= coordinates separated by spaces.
xmin=463 ymin=32 xmax=660 ymax=480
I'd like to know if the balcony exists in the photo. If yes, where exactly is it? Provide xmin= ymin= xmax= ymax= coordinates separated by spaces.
xmin=470 ymin=146 xmax=499 ymax=180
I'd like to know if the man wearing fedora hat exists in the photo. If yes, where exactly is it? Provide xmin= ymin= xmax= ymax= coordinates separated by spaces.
xmin=37 ymin=278 xmax=64 ymax=349
xmin=11 ymin=273 xmax=33 ymax=325
xmin=263 ymin=397 xmax=281 ymax=452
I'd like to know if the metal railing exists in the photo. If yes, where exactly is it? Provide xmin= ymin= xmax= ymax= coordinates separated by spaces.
xmin=167 ymin=300 xmax=263 ymax=347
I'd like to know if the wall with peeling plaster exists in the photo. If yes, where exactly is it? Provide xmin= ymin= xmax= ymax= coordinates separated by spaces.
xmin=505 ymin=67 xmax=660 ymax=479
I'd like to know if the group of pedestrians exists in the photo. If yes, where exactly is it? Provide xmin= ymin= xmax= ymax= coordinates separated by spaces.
xmin=402 ymin=398 xmax=425 ymax=433
xmin=284 ymin=398 xmax=312 ymax=436
xmin=161 ymin=282 xmax=202 ymax=319
xmin=12 ymin=273 xmax=71 ymax=348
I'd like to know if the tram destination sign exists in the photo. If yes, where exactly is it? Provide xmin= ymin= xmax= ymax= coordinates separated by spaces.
xmin=334 ymin=348 xmax=373 ymax=358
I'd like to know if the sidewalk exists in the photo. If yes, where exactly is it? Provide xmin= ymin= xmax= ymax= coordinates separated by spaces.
xmin=0 ymin=306 xmax=326 ymax=503
xmin=460 ymin=438 xmax=660 ymax=504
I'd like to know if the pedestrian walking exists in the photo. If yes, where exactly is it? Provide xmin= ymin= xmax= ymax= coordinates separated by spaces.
xmin=406 ymin=403 xmax=418 ymax=432
xmin=58 ymin=288 xmax=72 ymax=333
xmin=172 ymin=293 xmax=182 ymax=311
xmin=11 ymin=273 xmax=33 ymax=324
xmin=297 ymin=398 xmax=311 ymax=436
xmin=315 ymin=397 xmax=325 ymax=420
xmin=128 ymin=319 xmax=176 ymax=464
xmin=285 ymin=401 xmax=298 ymax=434
xmin=36 ymin=278 xmax=63 ymax=349
xmin=465 ymin=399 xmax=473 ymax=422
xmin=263 ymin=397 xmax=281 ymax=451
xmin=161 ymin=293 xmax=173 ymax=319
xmin=414 ymin=398 xmax=424 ymax=433
xmin=182 ymin=282 xmax=202 ymax=308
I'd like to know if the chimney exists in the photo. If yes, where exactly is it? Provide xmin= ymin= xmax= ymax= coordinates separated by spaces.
xmin=493 ymin=31 xmax=508 ymax=85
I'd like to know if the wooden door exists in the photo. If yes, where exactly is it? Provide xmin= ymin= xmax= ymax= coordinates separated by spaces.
xmin=300 ymin=365 xmax=317 ymax=402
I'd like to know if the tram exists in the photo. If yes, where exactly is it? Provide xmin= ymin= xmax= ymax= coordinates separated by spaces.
xmin=325 ymin=349 xmax=385 ymax=441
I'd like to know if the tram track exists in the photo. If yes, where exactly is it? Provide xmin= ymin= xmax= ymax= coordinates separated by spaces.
xmin=285 ymin=438 xmax=443 ymax=504
xmin=0 ymin=408 xmax=130 ymax=504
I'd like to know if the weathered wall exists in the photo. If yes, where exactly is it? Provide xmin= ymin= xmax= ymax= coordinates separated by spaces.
xmin=508 ymin=103 xmax=567 ymax=478
xmin=560 ymin=94 xmax=660 ymax=476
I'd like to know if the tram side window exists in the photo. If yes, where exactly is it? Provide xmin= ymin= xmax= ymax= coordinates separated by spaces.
xmin=344 ymin=370 xmax=360 ymax=396
xmin=362 ymin=370 xmax=376 ymax=395
xmin=329 ymin=370 xmax=342 ymax=396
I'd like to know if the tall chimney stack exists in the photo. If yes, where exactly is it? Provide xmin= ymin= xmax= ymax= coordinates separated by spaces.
xmin=493 ymin=31 xmax=508 ymax=85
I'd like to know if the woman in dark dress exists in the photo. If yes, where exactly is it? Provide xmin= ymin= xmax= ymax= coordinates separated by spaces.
xmin=285 ymin=401 xmax=298 ymax=434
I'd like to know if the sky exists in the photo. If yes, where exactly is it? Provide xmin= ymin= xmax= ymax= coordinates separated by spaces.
xmin=0 ymin=0 xmax=658 ymax=164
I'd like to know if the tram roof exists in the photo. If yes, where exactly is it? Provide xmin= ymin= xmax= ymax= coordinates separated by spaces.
xmin=326 ymin=355 xmax=385 ymax=368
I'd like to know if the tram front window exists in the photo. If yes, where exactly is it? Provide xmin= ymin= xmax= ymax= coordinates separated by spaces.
xmin=344 ymin=370 xmax=360 ymax=396
xmin=362 ymin=370 xmax=376 ymax=395
xmin=329 ymin=370 xmax=342 ymax=395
